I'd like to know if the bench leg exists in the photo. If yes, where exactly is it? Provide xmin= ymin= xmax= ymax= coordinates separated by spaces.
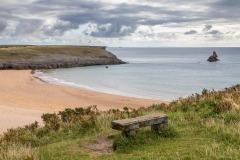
xmin=122 ymin=130 xmax=137 ymax=137
xmin=151 ymin=123 xmax=166 ymax=132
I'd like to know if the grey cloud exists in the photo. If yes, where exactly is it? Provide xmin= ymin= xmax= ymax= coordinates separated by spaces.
xmin=207 ymin=0 xmax=240 ymax=21
xmin=60 ymin=11 xmax=140 ymax=38
xmin=202 ymin=24 xmax=222 ymax=35
xmin=35 ymin=0 xmax=103 ymax=10
xmin=14 ymin=19 xmax=43 ymax=35
xmin=139 ymin=0 xmax=209 ymax=6
xmin=143 ymin=0 xmax=240 ymax=22
xmin=90 ymin=22 xmax=137 ymax=38
xmin=184 ymin=30 xmax=197 ymax=35
xmin=203 ymin=25 xmax=212 ymax=31
xmin=0 ymin=0 xmax=240 ymax=39
xmin=0 ymin=19 xmax=7 ymax=32
xmin=215 ymin=0 xmax=240 ymax=6
xmin=207 ymin=30 xmax=221 ymax=35
xmin=58 ymin=2 xmax=207 ymax=37
xmin=42 ymin=21 xmax=79 ymax=36
xmin=212 ymin=0 xmax=240 ymax=9
xmin=4 ymin=0 xmax=206 ymax=37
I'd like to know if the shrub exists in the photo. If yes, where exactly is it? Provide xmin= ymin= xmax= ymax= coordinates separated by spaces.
xmin=41 ymin=113 xmax=61 ymax=130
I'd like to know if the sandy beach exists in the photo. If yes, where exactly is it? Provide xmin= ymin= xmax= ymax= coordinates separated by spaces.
xmin=0 ymin=70 xmax=166 ymax=133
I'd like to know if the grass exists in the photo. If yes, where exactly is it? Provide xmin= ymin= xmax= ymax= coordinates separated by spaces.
xmin=0 ymin=45 xmax=108 ymax=60
xmin=0 ymin=85 xmax=240 ymax=159
xmin=0 ymin=143 xmax=38 ymax=160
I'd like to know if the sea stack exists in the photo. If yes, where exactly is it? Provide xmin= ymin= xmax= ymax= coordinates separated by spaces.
xmin=207 ymin=51 xmax=219 ymax=62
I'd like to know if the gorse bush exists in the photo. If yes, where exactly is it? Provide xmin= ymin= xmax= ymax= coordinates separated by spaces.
xmin=169 ymin=85 xmax=240 ymax=117
xmin=0 ymin=121 xmax=40 ymax=147
xmin=41 ymin=113 xmax=60 ymax=131
xmin=0 ymin=105 xmax=144 ymax=147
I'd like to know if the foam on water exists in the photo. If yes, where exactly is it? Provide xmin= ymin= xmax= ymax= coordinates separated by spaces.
xmin=34 ymin=70 xmax=97 ymax=91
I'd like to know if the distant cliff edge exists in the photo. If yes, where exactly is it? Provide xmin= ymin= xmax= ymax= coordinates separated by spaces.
xmin=0 ymin=45 xmax=125 ymax=70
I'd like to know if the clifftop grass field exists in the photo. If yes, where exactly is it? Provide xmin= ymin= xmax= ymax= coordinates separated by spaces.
xmin=0 ymin=45 xmax=109 ymax=59
xmin=0 ymin=85 xmax=240 ymax=159
xmin=0 ymin=45 xmax=124 ymax=69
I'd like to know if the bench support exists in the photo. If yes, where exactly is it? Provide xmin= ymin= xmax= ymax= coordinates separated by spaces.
xmin=151 ymin=123 xmax=167 ymax=132
xmin=122 ymin=130 xmax=137 ymax=137
xmin=112 ymin=114 xmax=168 ymax=136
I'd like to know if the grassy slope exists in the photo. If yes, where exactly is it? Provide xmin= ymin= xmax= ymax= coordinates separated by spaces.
xmin=0 ymin=85 xmax=240 ymax=160
xmin=0 ymin=45 xmax=109 ymax=60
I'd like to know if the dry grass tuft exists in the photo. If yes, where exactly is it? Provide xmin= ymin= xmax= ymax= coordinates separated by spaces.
xmin=0 ymin=143 xmax=38 ymax=160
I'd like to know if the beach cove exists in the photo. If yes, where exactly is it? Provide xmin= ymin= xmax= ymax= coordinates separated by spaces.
xmin=1 ymin=1 xmax=240 ymax=158
xmin=0 ymin=70 xmax=165 ymax=132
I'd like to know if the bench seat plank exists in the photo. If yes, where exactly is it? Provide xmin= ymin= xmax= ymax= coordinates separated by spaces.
xmin=111 ymin=113 xmax=167 ymax=131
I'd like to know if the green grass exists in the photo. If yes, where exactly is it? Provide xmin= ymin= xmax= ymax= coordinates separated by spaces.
xmin=0 ymin=45 xmax=108 ymax=60
xmin=0 ymin=85 xmax=240 ymax=159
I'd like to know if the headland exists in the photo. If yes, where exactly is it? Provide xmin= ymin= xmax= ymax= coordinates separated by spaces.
xmin=0 ymin=45 xmax=125 ymax=69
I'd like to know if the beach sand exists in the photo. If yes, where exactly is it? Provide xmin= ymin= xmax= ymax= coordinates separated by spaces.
xmin=0 ymin=70 xmax=166 ymax=133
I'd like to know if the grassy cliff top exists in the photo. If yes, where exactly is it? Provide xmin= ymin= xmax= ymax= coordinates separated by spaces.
xmin=0 ymin=85 xmax=240 ymax=159
xmin=0 ymin=45 xmax=110 ymax=60
xmin=0 ymin=45 xmax=124 ymax=70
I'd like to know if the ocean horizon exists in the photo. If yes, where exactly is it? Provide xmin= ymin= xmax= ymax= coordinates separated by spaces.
xmin=36 ymin=47 xmax=240 ymax=101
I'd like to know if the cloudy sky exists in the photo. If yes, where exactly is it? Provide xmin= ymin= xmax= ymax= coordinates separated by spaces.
xmin=0 ymin=0 xmax=239 ymax=47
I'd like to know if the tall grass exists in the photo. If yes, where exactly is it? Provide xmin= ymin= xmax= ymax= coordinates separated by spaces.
xmin=0 ymin=143 xmax=38 ymax=160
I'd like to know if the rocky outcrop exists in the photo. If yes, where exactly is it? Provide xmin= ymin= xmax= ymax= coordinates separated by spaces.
xmin=0 ymin=57 xmax=125 ymax=70
xmin=207 ymin=51 xmax=219 ymax=62
xmin=0 ymin=46 xmax=125 ymax=70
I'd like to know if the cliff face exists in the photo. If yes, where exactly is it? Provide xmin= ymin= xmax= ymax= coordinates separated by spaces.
xmin=0 ymin=46 xmax=125 ymax=70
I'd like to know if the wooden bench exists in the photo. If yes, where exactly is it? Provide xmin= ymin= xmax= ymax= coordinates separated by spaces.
xmin=111 ymin=114 xmax=168 ymax=136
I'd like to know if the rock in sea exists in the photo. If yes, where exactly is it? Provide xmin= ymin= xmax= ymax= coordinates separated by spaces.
xmin=207 ymin=51 xmax=219 ymax=62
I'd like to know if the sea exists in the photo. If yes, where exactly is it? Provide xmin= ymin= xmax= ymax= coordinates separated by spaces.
xmin=35 ymin=47 xmax=240 ymax=101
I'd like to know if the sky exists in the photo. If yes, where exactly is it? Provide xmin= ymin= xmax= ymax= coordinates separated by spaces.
xmin=0 ymin=0 xmax=239 ymax=47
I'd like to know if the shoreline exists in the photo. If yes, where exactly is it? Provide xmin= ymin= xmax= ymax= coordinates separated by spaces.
xmin=0 ymin=70 xmax=167 ymax=133
xmin=33 ymin=69 xmax=168 ymax=101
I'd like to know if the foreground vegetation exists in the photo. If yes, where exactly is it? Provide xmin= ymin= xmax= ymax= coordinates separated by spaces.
xmin=0 ymin=85 xmax=240 ymax=159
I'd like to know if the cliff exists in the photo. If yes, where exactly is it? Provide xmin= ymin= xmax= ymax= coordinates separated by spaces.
xmin=0 ymin=45 xmax=125 ymax=70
